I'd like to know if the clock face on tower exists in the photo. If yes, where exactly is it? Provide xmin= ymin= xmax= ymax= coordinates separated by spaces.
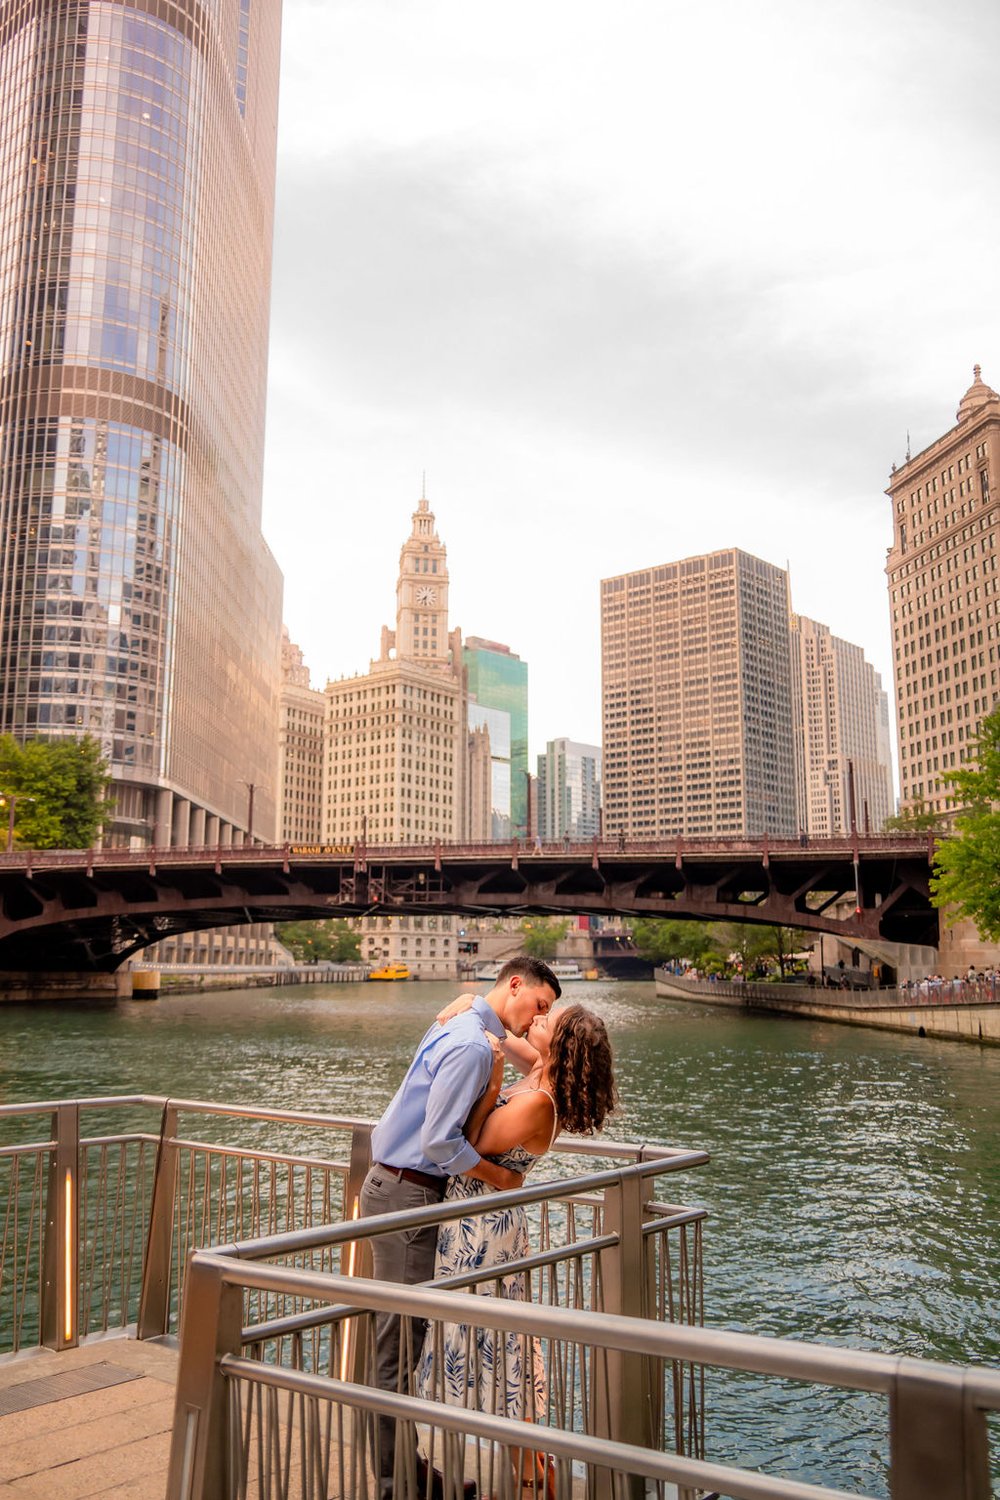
xmin=415 ymin=585 xmax=438 ymax=605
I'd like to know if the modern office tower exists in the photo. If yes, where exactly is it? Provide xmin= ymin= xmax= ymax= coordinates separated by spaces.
xmin=601 ymin=549 xmax=797 ymax=838
xmin=322 ymin=495 xmax=465 ymax=847
xmin=886 ymin=367 xmax=1000 ymax=817
xmin=278 ymin=630 xmax=325 ymax=846
xmin=463 ymin=637 xmax=528 ymax=837
xmin=536 ymin=738 xmax=602 ymax=840
xmin=0 ymin=0 xmax=284 ymax=850
xmin=789 ymin=615 xmax=894 ymax=835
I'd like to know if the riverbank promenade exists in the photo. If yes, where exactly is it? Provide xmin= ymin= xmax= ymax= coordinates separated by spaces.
xmin=0 ymin=1337 xmax=177 ymax=1497
xmin=1 ymin=1094 xmax=997 ymax=1500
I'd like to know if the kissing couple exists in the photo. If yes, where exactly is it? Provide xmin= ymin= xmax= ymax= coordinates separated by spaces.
xmin=360 ymin=955 xmax=618 ymax=1500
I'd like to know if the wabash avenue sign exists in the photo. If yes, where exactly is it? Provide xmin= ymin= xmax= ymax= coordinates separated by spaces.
xmin=288 ymin=844 xmax=355 ymax=856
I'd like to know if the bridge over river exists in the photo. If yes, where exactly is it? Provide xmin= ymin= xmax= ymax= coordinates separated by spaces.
xmin=0 ymin=832 xmax=937 ymax=974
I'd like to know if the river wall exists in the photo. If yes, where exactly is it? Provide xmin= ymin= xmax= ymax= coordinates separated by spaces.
xmin=654 ymin=972 xmax=1000 ymax=1045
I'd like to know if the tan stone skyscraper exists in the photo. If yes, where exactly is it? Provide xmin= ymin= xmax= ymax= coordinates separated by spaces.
xmin=279 ymin=631 xmax=325 ymax=846
xmin=886 ymin=368 xmax=1000 ymax=816
xmin=322 ymin=496 xmax=465 ymax=845
xmin=789 ymin=615 xmax=893 ymax=834
xmin=601 ymin=549 xmax=797 ymax=838
xmin=0 ymin=0 xmax=283 ymax=848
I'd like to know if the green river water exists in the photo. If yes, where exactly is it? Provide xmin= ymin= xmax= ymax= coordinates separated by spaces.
xmin=1 ymin=978 xmax=998 ymax=1495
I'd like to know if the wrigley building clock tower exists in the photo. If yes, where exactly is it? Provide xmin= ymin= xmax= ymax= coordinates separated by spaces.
xmin=393 ymin=493 xmax=452 ymax=665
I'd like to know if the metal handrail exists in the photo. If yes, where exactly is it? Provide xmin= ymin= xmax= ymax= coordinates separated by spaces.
xmin=208 ymin=1149 xmax=710 ymax=1263
xmin=170 ymin=1255 xmax=999 ymax=1500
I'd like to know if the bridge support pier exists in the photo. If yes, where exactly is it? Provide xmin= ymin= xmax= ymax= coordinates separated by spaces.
xmin=0 ymin=971 xmax=131 ymax=1004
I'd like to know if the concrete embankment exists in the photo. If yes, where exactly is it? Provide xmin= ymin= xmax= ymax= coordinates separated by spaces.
xmin=654 ymin=971 xmax=1000 ymax=1045
xmin=0 ymin=964 xmax=368 ymax=1003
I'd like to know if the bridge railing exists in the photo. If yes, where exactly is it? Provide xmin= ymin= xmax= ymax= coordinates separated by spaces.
xmin=0 ymin=832 xmax=935 ymax=871
xmin=166 ymin=1247 xmax=1000 ymax=1500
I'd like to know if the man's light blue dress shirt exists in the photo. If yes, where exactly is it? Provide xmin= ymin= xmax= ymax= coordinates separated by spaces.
xmin=370 ymin=995 xmax=506 ymax=1177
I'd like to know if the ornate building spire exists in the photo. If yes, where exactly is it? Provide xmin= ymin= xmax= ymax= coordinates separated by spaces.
xmin=395 ymin=492 xmax=450 ymax=664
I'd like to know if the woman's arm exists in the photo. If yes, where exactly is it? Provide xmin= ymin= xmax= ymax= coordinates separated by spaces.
xmin=464 ymin=1036 xmax=505 ymax=1148
xmin=500 ymin=1032 xmax=538 ymax=1076
xmin=475 ymin=1089 xmax=555 ymax=1158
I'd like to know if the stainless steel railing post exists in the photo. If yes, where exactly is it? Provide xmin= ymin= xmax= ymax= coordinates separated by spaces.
xmin=40 ymin=1102 xmax=79 ymax=1350
xmin=889 ymin=1358 xmax=991 ymax=1500
xmin=165 ymin=1251 xmax=244 ymax=1500
xmin=138 ymin=1102 xmax=180 ymax=1339
xmin=593 ymin=1170 xmax=652 ymax=1500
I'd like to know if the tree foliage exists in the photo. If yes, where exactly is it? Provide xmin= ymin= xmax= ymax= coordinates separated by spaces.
xmin=630 ymin=919 xmax=721 ymax=967
xmin=930 ymin=706 xmax=1000 ymax=939
xmin=631 ymin=916 xmax=804 ymax=978
xmin=518 ymin=917 xmax=571 ymax=958
xmin=884 ymin=798 xmax=948 ymax=833
xmin=274 ymin=919 xmax=362 ymax=962
xmin=720 ymin=922 xmax=798 ymax=978
xmin=0 ymin=735 xmax=112 ymax=849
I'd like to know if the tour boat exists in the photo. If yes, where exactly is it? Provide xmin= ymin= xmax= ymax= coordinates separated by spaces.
xmin=367 ymin=962 xmax=411 ymax=981
xmin=473 ymin=960 xmax=585 ymax=983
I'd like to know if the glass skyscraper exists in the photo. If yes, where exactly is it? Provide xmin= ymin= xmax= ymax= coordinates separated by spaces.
xmin=463 ymin=636 xmax=528 ymax=837
xmin=0 ymin=0 xmax=283 ymax=847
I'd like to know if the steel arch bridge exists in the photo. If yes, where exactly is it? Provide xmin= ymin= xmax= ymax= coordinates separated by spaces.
xmin=0 ymin=834 xmax=938 ymax=973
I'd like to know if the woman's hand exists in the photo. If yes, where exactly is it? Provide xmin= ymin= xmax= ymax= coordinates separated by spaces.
xmin=437 ymin=992 xmax=477 ymax=1025
xmin=488 ymin=1032 xmax=505 ymax=1091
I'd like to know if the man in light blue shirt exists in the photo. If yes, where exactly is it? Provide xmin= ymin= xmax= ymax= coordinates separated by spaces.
xmin=360 ymin=956 xmax=561 ymax=1500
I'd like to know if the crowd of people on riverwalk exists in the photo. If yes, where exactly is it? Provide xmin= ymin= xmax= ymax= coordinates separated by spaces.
xmin=897 ymin=969 xmax=999 ymax=1003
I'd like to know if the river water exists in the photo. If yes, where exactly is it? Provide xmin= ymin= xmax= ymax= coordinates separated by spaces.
xmin=1 ymin=978 xmax=998 ymax=1495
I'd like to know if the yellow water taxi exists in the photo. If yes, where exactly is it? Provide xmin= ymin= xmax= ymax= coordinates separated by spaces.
xmin=368 ymin=962 xmax=411 ymax=981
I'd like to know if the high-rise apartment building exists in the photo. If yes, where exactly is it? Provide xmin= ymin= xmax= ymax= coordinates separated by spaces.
xmin=0 ymin=0 xmax=284 ymax=848
xmin=463 ymin=638 xmax=528 ymax=837
xmin=601 ymin=549 xmax=797 ymax=837
xmin=789 ymin=615 xmax=893 ymax=835
xmin=322 ymin=496 xmax=464 ymax=846
xmin=886 ymin=368 xmax=1000 ymax=816
xmin=537 ymin=738 xmax=602 ymax=840
xmin=279 ymin=630 xmax=325 ymax=846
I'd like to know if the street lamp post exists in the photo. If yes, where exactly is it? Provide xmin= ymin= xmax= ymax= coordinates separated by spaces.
xmin=238 ymin=780 xmax=263 ymax=845
xmin=0 ymin=792 xmax=36 ymax=852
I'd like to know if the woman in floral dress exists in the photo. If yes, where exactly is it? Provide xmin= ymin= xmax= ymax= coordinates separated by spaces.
xmin=414 ymin=1004 xmax=617 ymax=1490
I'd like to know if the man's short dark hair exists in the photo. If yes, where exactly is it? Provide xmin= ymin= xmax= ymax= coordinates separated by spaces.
xmin=496 ymin=955 xmax=561 ymax=1000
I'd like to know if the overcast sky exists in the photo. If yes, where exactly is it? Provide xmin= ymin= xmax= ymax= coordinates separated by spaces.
xmin=260 ymin=0 xmax=1000 ymax=766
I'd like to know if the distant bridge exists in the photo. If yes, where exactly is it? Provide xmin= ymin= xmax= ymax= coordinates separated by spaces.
xmin=0 ymin=834 xmax=938 ymax=973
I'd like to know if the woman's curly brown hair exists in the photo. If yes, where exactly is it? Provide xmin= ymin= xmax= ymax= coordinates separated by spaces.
xmin=547 ymin=1005 xmax=617 ymax=1136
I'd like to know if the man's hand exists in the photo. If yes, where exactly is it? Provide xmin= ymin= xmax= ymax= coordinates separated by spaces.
xmin=466 ymin=1157 xmax=523 ymax=1192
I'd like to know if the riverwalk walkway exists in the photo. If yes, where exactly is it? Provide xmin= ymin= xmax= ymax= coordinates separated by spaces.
xmin=0 ymin=1338 xmax=177 ymax=1499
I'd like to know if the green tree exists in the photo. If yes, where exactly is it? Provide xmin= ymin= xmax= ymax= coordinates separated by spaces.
xmin=630 ymin=918 xmax=722 ymax=968
xmin=275 ymin=919 xmax=362 ymax=962
xmin=930 ymin=707 xmax=1000 ymax=939
xmin=720 ymin=922 xmax=799 ymax=979
xmin=0 ymin=735 xmax=112 ymax=848
xmin=518 ymin=917 xmax=571 ymax=958
xmin=884 ymin=798 xmax=948 ymax=833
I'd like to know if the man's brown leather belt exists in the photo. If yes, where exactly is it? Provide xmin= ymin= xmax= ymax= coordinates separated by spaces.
xmin=374 ymin=1162 xmax=447 ymax=1197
